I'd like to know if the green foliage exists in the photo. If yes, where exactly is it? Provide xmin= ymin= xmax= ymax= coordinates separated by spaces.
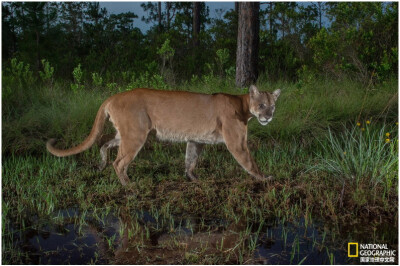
xmin=208 ymin=8 xmax=237 ymax=72
xmin=107 ymin=82 xmax=118 ymax=91
xmin=71 ymin=64 xmax=84 ymax=93
xmin=127 ymin=72 xmax=169 ymax=90
xmin=308 ymin=28 xmax=339 ymax=67
xmin=2 ymin=2 xmax=397 ymax=83
xmin=4 ymin=58 xmax=35 ymax=87
xmin=2 ymin=58 xmax=36 ymax=101
xmin=39 ymin=59 xmax=54 ymax=84
xmin=157 ymin=38 xmax=175 ymax=61
xmin=215 ymin=48 xmax=230 ymax=77
xmin=91 ymin=72 xmax=103 ymax=86
xmin=372 ymin=47 xmax=398 ymax=82
xmin=157 ymin=38 xmax=176 ymax=84
xmin=70 ymin=83 xmax=80 ymax=93
xmin=157 ymin=38 xmax=175 ymax=76
xmin=72 ymin=64 xmax=83 ymax=84
xmin=308 ymin=2 xmax=398 ymax=82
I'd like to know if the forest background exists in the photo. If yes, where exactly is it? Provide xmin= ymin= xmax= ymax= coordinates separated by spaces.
xmin=2 ymin=2 xmax=398 ymax=84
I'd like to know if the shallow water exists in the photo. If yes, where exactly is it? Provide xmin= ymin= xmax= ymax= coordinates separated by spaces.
xmin=254 ymin=219 xmax=345 ymax=264
xmin=3 ymin=207 xmax=398 ymax=264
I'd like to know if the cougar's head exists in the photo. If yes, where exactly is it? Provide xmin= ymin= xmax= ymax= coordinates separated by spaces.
xmin=249 ymin=85 xmax=281 ymax=126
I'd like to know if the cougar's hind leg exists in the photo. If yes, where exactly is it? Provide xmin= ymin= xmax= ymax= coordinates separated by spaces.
xmin=113 ymin=131 xmax=148 ymax=186
xmin=185 ymin=141 xmax=204 ymax=181
xmin=99 ymin=137 xmax=120 ymax=171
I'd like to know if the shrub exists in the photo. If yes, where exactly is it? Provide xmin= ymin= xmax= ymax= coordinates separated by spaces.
xmin=3 ymin=58 xmax=36 ymax=99
xmin=39 ymin=59 xmax=54 ymax=85
xmin=91 ymin=72 xmax=103 ymax=86
xmin=216 ymin=48 xmax=229 ymax=77
xmin=71 ymin=64 xmax=84 ymax=93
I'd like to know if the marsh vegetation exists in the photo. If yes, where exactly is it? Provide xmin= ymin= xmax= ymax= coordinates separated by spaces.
xmin=2 ymin=60 xmax=398 ymax=264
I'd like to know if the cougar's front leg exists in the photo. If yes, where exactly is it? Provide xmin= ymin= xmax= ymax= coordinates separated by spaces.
xmin=185 ymin=141 xmax=203 ymax=181
xmin=222 ymin=122 xmax=271 ymax=181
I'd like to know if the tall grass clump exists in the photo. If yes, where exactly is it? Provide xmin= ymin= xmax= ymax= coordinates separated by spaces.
xmin=309 ymin=122 xmax=398 ymax=190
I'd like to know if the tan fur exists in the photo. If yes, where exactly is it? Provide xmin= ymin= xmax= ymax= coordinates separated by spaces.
xmin=46 ymin=85 xmax=280 ymax=186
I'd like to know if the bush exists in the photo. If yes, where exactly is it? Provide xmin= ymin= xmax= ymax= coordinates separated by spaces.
xmin=39 ymin=59 xmax=54 ymax=85
xmin=91 ymin=72 xmax=103 ymax=86
xmin=2 ymin=58 xmax=36 ymax=100
xmin=71 ymin=64 xmax=84 ymax=93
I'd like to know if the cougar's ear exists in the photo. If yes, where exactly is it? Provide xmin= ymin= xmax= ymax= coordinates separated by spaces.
xmin=272 ymin=89 xmax=281 ymax=100
xmin=249 ymin=85 xmax=260 ymax=97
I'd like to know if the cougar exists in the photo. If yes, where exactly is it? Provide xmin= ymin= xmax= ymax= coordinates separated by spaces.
xmin=47 ymin=85 xmax=280 ymax=186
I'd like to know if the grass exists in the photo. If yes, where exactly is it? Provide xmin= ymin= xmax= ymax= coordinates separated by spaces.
xmin=309 ymin=123 xmax=398 ymax=191
xmin=2 ymin=71 xmax=398 ymax=264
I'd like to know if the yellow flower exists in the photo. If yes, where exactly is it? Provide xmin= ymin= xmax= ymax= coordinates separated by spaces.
xmin=386 ymin=132 xmax=390 ymax=137
xmin=366 ymin=120 xmax=370 ymax=124
xmin=385 ymin=138 xmax=390 ymax=143
xmin=356 ymin=122 xmax=361 ymax=127
xmin=361 ymin=128 xmax=365 ymax=131
xmin=343 ymin=151 xmax=346 ymax=155
xmin=396 ymin=122 xmax=398 ymax=125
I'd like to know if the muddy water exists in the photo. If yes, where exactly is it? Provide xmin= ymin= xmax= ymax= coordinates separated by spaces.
xmin=3 ymin=208 xmax=398 ymax=264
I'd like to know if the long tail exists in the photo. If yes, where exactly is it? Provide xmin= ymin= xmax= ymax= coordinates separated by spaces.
xmin=46 ymin=101 xmax=108 ymax=157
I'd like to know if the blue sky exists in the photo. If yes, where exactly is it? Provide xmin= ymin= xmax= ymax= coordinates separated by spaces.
xmin=99 ymin=2 xmax=235 ymax=32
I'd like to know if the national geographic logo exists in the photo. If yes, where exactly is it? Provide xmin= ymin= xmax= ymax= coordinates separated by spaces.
xmin=348 ymin=242 xmax=396 ymax=263
xmin=348 ymin=243 xmax=358 ymax=257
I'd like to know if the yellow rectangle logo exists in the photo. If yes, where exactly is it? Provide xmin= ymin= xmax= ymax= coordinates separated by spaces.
xmin=348 ymin=242 xmax=358 ymax=257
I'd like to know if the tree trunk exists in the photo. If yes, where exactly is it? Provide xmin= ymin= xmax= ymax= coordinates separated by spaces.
xmin=166 ymin=2 xmax=170 ymax=30
xmin=236 ymin=2 xmax=260 ymax=88
xmin=192 ymin=2 xmax=200 ymax=47
xmin=235 ymin=2 xmax=239 ymax=39
xmin=269 ymin=2 xmax=273 ymax=36
xmin=158 ymin=2 xmax=162 ymax=32
xmin=35 ymin=28 xmax=41 ymax=74
xmin=317 ymin=2 xmax=323 ymax=30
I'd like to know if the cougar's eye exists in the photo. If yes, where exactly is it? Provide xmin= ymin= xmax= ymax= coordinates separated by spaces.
xmin=258 ymin=104 xmax=266 ymax=109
